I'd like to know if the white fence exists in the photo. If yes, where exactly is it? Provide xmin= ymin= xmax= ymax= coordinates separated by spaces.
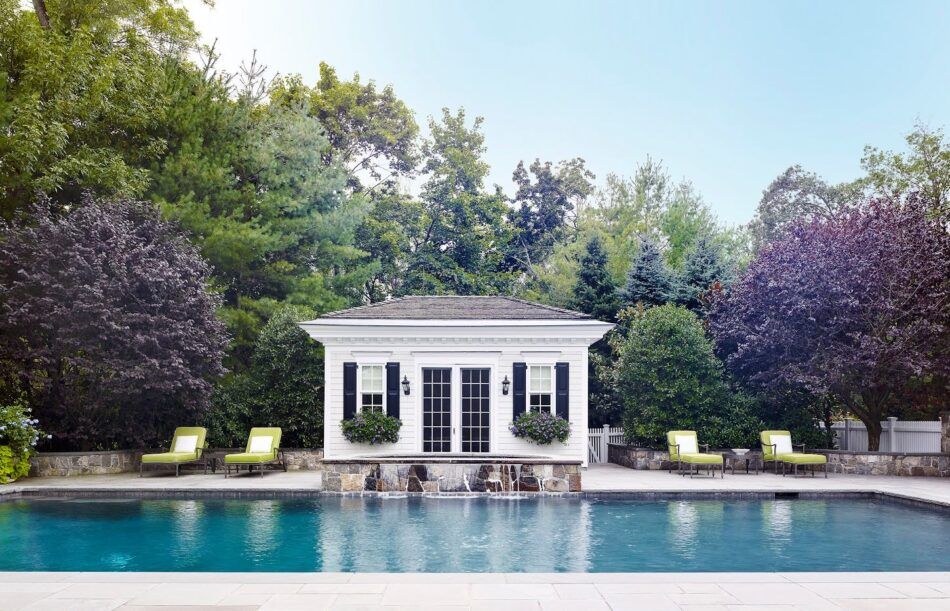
xmin=588 ymin=425 xmax=624 ymax=464
xmin=831 ymin=418 xmax=942 ymax=453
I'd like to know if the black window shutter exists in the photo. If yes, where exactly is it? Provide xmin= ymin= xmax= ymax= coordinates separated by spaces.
xmin=343 ymin=362 xmax=357 ymax=420
xmin=386 ymin=362 xmax=400 ymax=419
xmin=555 ymin=362 xmax=569 ymax=420
xmin=512 ymin=362 xmax=526 ymax=420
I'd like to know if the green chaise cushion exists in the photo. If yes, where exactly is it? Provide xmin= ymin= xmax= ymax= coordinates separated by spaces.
xmin=779 ymin=453 xmax=827 ymax=465
xmin=141 ymin=427 xmax=207 ymax=464
xmin=679 ymin=452 xmax=723 ymax=465
xmin=141 ymin=451 xmax=201 ymax=464
xmin=223 ymin=427 xmax=282 ymax=464
xmin=666 ymin=430 xmax=698 ymax=461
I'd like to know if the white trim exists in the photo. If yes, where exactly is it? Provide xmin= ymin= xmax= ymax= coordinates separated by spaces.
xmin=358 ymin=363 xmax=386 ymax=414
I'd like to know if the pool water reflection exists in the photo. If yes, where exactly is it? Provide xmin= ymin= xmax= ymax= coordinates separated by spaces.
xmin=0 ymin=496 xmax=947 ymax=572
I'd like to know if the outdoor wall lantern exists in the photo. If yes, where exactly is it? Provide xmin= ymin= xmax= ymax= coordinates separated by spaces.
xmin=402 ymin=375 xmax=411 ymax=395
xmin=502 ymin=375 xmax=510 ymax=395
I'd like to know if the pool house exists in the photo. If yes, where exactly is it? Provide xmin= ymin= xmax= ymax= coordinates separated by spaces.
xmin=299 ymin=296 xmax=614 ymax=492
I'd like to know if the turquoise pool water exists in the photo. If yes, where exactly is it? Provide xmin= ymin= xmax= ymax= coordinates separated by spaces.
xmin=1 ymin=496 xmax=948 ymax=572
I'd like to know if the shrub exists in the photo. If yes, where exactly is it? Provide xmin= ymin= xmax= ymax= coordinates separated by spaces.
xmin=617 ymin=305 xmax=761 ymax=449
xmin=0 ymin=399 xmax=48 ymax=483
xmin=341 ymin=411 xmax=401 ymax=445
xmin=509 ymin=411 xmax=570 ymax=445
xmin=206 ymin=306 xmax=324 ymax=448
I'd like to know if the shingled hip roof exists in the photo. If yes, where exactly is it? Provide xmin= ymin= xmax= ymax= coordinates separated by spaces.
xmin=319 ymin=296 xmax=592 ymax=321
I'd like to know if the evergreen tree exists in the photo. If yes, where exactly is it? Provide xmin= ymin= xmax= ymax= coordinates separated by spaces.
xmin=621 ymin=236 xmax=675 ymax=307
xmin=570 ymin=236 xmax=620 ymax=321
xmin=679 ymin=236 xmax=732 ymax=312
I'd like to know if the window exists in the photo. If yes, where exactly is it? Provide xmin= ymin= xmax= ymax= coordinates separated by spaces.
xmin=528 ymin=365 xmax=552 ymax=413
xmin=360 ymin=365 xmax=384 ymax=413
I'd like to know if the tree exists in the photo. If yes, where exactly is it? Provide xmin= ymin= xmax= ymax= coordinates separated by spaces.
xmin=708 ymin=197 xmax=950 ymax=450
xmin=0 ymin=196 xmax=228 ymax=449
xmin=861 ymin=124 xmax=950 ymax=219
xmin=617 ymin=305 xmax=760 ymax=448
xmin=570 ymin=236 xmax=620 ymax=321
xmin=507 ymin=158 xmax=595 ymax=274
xmin=400 ymin=108 xmax=513 ymax=295
xmin=270 ymin=62 xmax=419 ymax=191
xmin=0 ymin=0 xmax=198 ymax=217
xmin=678 ymin=236 xmax=732 ymax=312
xmin=749 ymin=165 xmax=860 ymax=249
xmin=207 ymin=306 xmax=323 ymax=448
xmin=621 ymin=235 xmax=675 ymax=307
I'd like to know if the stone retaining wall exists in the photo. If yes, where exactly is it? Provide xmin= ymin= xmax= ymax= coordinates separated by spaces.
xmin=30 ymin=448 xmax=325 ymax=476
xmin=607 ymin=444 xmax=673 ymax=470
xmin=824 ymin=450 xmax=950 ymax=477
xmin=608 ymin=443 xmax=950 ymax=477
xmin=29 ymin=450 xmax=143 ymax=477
xmin=322 ymin=461 xmax=582 ymax=493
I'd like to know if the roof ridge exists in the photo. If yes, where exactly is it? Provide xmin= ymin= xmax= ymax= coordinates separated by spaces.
xmin=499 ymin=296 xmax=590 ymax=318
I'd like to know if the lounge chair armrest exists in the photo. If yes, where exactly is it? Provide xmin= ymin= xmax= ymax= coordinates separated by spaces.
xmin=700 ymin=443 xmax=710 ymax=452
xmin=794 ymin=443 xmax=806 ymax=452
xmin=766 ymin=443 xmax=776 ymax=457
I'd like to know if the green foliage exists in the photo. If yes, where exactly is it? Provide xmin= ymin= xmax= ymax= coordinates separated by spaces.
xmin=622 ymin=236 xmax=676 ymax=307
xmin=0 ymin=398 xmax=46 ymax=483
xmin=205 ymin=306 xmax=324 ymax=448
xmin=340 ymin=411 xmax=402 ymax=445
xmin=861 ymin=123 xmax=950 ymax=219
xmin=570 ymin=236 xmax=620 ymax=321
xmin=679 ymin=236 xmax=732 ymax=312
xmin=0 ymin=0 xmax=198 ymax=217
xmin=509 ymin=411 xmax=570 ymax=445
xmin=617 ymin=305 xmax=760 ymax=449
xmin=400 ymin=108 xmax=514 ymax=295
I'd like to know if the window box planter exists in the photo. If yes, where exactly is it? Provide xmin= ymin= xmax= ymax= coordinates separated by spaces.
xmin=510 ymin=411 xmax=570 ymax=445
xmin=341 ymin=412 xmax=402 ymax=445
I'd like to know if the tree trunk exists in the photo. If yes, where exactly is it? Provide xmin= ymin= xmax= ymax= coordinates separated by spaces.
xmin=866 ymin=420 xmax=882 ymax=452
xmin=33 ymin=0 xmax=50 ymax=29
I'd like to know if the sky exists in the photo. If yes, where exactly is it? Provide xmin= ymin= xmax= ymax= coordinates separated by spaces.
xmin=184 ymin=0 xmax=950 ymax=225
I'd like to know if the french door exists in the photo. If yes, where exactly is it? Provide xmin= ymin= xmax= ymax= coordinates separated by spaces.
xmin=422 ymin=366 xmax=491 ymax=453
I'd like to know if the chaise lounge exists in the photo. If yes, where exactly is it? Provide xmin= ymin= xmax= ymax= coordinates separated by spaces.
xmin=140 ymin=427 xmax=208 ymax=477
xmin=224 ymin=427 xmax=286 ymax=478
xmin=760 ymin=430 xmax=827 ymax=477
xmin=667 ymin=430 xmax=724 ymax=478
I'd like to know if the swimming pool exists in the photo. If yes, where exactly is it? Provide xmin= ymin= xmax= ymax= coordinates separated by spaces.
xmin=1 ymin=495 xmax=948 ymax=572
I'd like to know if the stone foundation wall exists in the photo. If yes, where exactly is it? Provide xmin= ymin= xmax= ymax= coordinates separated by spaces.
xmin=322 ymin=461 xmax=582 ymax=493
xmin=824 ymin=451 xmax=950 ymax=477
xmin=608 ymin=444 xmax=673 ymax=470
xmin=30 ymin=450 xmax=143 ymax=477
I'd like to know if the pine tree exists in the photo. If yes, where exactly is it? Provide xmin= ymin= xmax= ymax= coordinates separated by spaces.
xmin=570 ymin=236 xmax=620 ymax=321
xmin=679 ymin=237 xmax=732 ymax=311
xmin=621 ymin=236 xmax=675 ymax=307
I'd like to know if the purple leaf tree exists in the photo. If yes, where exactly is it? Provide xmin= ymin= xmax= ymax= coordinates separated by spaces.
xmin=0 ymin=196 xmax=229 ymax=449
xmin=708 ymin=197 xmax=949 ymax=450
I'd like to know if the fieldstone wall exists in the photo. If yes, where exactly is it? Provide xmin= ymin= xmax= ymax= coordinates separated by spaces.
xmin=282 ymin=449 xmax=324 ymax=471
xmin=322 ymin=461 xmax=582 ymax=493
xmin=29 ymin=450 xmax=143 ymax=477
xmin=30 ymin=448 xmax=325 ymax=476
xmin=608 ymin=444 xmax=673 ymax=470
xmin=824 ymin=451 xmax=950 ymax=477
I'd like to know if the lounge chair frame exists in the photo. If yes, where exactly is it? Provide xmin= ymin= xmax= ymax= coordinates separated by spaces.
xmin=763 ymin=437 xmax=828 ymax=478
xmin=224 ymin=449 xmax=287 ymax=478
xmin=669 ymin=442 xmax=724 ymax=479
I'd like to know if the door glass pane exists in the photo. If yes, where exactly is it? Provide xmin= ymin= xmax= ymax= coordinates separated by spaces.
xmin=423 ymin=368 xmax=452 ymax=453
xmin=461 ymin=368 xmax=490 ymax=453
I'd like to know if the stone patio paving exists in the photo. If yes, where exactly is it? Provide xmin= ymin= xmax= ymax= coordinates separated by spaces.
xmin=2 ymin=571 xmax=950 ymax=610
xmin=3 ymin=465 xmax=950 ymax=609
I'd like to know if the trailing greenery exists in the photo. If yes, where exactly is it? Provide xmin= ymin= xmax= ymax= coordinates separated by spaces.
xmin=0 ymin=399 xmax=47 ymax=483
xmin=617 ymin=305 xmax=761 ymax=449
xmin=509 ymin=411 xmax=571 ymax=445
xmin=340 ymin=411 xmax=402 ymax=445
